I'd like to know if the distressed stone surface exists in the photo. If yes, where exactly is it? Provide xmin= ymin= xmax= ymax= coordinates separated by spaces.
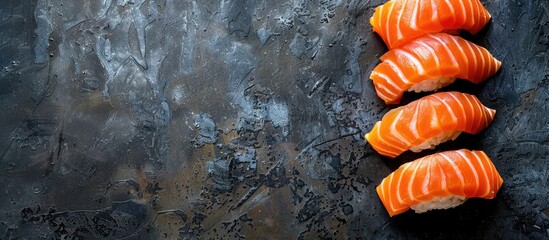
xmin=0 ymin=0 xmax=547 ymax=239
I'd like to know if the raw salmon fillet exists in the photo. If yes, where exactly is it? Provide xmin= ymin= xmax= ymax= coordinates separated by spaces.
xmin=376 ymin=149 xmax=504 ymax=217
xmin=370 ymin=33 xmax=501 ymax=104
xmin=365 ymin=92 xmax=496 ymax=158
xmin=370 ymin=0 xmax=492 ymax=49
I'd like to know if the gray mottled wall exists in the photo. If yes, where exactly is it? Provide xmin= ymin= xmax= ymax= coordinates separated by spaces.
xmin=0 ymin=0 xmax=548 ymax=239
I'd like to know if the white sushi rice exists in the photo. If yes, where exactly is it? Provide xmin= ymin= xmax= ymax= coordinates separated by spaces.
xmin=409 ymin=131 xmax=461 ymax=153
xmin=411 ymin=195 xmax=468 ymax=213
xmin=408 ymin=77 xmax=456 ymax=93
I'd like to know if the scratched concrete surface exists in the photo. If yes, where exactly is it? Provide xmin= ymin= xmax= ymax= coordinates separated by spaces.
xmin=0 ymin=0 xmax=547 ymax=239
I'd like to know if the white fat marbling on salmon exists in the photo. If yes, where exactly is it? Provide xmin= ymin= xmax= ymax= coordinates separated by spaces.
xmin=471 ymin=151 xmax=491 ymax=197
xmin=422 ymin=156 xmax=433 ymax=196
xmin=367 ymin=123 xmax=402 ymax=157
xmin=375 ymin=122 xmax=405 ymax=154
xmin=395 ymin=0 xmax=408 ymax=41
xmin=416 ymin=40 xmax=441 ymax=71
xmin=436 ymin=155 xmax=450 ymax=196
xmin=384 ymin=1 xmax=395 ymax=48
xmin=447 ymin=92 xmax=467 ymax=120
xmin=408 ymin=99 xmax=422 ymax=140
xmin=395 ymin=162 xmax=413 ymax=204
xmin=389 ymin=110 xmax=413 ymax=146
xmin=456 ymin=150 xmax=480 ymax=195
xmin=464 ymin=40 xmax=478 ymax=77
xmin=457 ymin=0 xmax=467 ymax=25
xmin=430 ymin=0 xmax=439 ymax=23
xmin=384 ymin=59 xmax=411 ymax=84
xmin=371 ymin=72 xmax=399 ymax=96
xmin=410 ymin=0 xmax=420 ymax=30
xmin=386 ymin=173 xmax=399 ymax=212
xmin=431 ymin=94 xmax=458 ymax=123
xmin=429 ymin=34 xmax=459 ymax=68
xmin=465 ymin=0 xmax=474 ymax=28
xmin=394 ymin=49 xmax=426 ymax=75
xmin=440 ymin=152 xmax=466 ymax=194
xmin=448 ymin=36 xmax=469 ymax=73
xmin=407 ymin=158 xmax=424 ymax=202
xmin=462 ymin=93 xmax=476 ymax=130
xmin=443 ymin=0 xmax=457 ymax=23
xmin=470 ymin=93 xmax=487 ymax=130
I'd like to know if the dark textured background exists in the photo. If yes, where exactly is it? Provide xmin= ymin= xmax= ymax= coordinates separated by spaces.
xmin=0 ymin=0 xmax=547 ymax=239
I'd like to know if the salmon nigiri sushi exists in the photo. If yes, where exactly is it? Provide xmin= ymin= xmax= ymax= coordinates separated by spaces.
xmin=370 ymin=33 xmax=501 ymax=104
xmin=376 ymin=149 xmax=504 ymax=217
xmin=370 ymin=0 xmax=492 ymax=49
xmin=365 ymin=92 xmax=495 ymax=158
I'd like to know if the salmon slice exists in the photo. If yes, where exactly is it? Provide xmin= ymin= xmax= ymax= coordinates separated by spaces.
xmin=370 ymin=33 xmax=501 ymax=104
xmin=365 ymin=92 xmax=495 ymax=158
xmin=376 ymin=149 xmax=504 ymax=217
xmin=370 ymin=0 xmax=492 ymax=49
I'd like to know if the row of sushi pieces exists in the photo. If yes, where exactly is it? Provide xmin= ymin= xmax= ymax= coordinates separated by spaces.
xmin=366 ymin=92 xmax=503 ymax=216
xmin=365 ymin=0 xmax=504 ymax=216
